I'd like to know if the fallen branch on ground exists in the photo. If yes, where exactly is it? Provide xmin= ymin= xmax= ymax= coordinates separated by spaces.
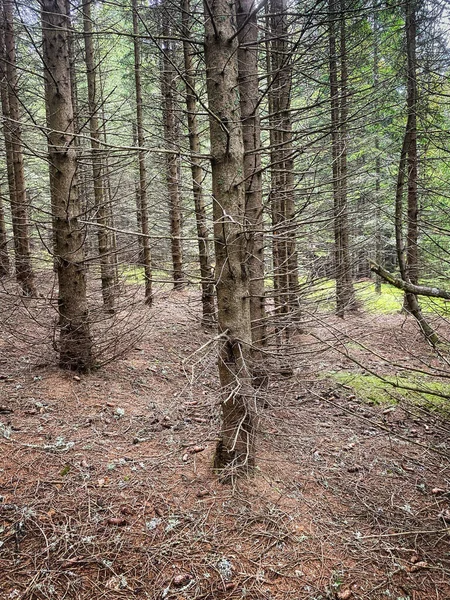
xmin=369 ymin=262 xmax=450 ymax=300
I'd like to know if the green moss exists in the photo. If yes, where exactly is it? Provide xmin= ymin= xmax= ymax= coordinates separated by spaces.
xmin=120 ymin=266 xmax=166 ymax=285
xmin=326 ymin=370 xmax=450 ymax=414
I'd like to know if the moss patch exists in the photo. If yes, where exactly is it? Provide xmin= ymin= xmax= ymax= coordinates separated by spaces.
xmin=326 ymin=370 xmax=450 ymax=414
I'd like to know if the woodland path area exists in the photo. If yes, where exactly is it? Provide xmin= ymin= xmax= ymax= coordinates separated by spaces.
xmin=0 ymin=290 xmax=449 ymax=600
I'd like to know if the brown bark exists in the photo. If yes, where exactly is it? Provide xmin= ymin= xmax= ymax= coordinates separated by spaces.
xmin=0 ymin=188 xmax=10 ymax=277
xmin=406 ymin=0 xmax=418 ymax=287
xmin=236 ymin=0 xmax=266 ymax=348
xmin=132 ymin=121 xmax=144 ymax=264
xmin=132 ymin=0 xmax=152 ymax=305
xmin=268 ymin=0 xmax=299 ymax=339
xmin=373 ymin=9 xmax=381 ymax=294
xmin=83 ymin=0 xmax=117 ymax=312
xmin=161 ymin=11 xmax=184 ymax=290
xmin=370 ymin=262 xmax=450 ymax=301
xmin=181 ymin=0 xmax=215 ymax=325
xmin=204 ymin=0 xmax=256 ymax=477
xmin=392 ymin=0 xmax=436 ymax=345
xmin=328 ymin=0 xmax=355 ymax=317
xmin=97 ymin=60 xmax=119 ymax=288
xmin=1 ymin=0 xmax=36 ymax=296
xmin=41 ymin=0 xmax=93 ymax=371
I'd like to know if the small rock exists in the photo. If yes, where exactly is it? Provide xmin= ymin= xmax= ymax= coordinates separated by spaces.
xmin=120 ymin=505 xmax=133 ymax=515
xmin=107 ymin=517 xmax=128 ymax=526
xmin=408 ymin=561 xmax=428 ymax=573
xmin=217 ymin=558 xmax=233 ymax=580
xmin=173 ymin=573 xmax=191 ymax=587
xmin=189 ymin=445 xmax=205 ymax=454
xmin=73 ymin=375 xmax=81 ymax=382
xmin=337 ymin=589 xmax=352 ymax=600
xmin=182 ymin=453 xmax=189 ymax=462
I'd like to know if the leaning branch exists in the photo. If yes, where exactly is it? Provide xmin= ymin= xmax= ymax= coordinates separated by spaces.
xmin=370 ymin=261 xmax=450 ymax=301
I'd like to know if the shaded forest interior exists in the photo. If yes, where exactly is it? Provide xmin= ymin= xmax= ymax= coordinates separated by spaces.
xmin=1 ymin=0 xmax=450 ymax=598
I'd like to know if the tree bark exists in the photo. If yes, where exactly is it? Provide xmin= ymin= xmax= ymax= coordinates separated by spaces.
xmin=236 ymin=0 xmax=266 ymax=348
xmin=41 ymin=0 xmax=93 ymax=371
xmin=406 ymin=0 xmax=419 ymax=287
xmin=0 ymin=188 xmax=10 ymax=277
xmin=1 ymin=0 xmax=36 ymax=296
xmin=203 ymin=0 xmax=256 ymax=478
xmin=370 ymin=262 xmax=450 ymax=300
xmin=131 ymin=0 xmax=153 ymax=305
xmin=373 ymin=8 xmax=382 ymax=294
xmin=269 ymin=0 xmax=299 ymax=339
xmin=161 ymin=10 xmax=184 ymax=290
xmin=83 ymin=0 xmax=117 ymax=312
xmin=181 ymin=0 xmax=215 ymax=325
xmin=329 ymin=0 xmax=355 ymax=317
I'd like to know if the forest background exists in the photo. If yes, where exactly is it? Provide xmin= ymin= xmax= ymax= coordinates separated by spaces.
xmin=1 ymin=0 xmax=450 ymax=598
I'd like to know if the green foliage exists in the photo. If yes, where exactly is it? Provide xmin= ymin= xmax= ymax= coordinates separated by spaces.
xmin=326 ymin=370 xmax=450 ymax=414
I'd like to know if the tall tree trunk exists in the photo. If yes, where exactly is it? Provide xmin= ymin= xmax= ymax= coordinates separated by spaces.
xmin=82 ymin=0 xmax=117 ymax=312
xmin=131 ymin=0 xmax=152 ymax=305
xmin=204 ymin=0 xmax=256 ymax=478
xmin=395 ymin=0 xmax=436 ymax=344
xmin=373 ymin=8 xmax=382 ymax=294
xmin=161 ymin=11 xmax=184 ymax=290
xmin=41 ymin=0 xmax=93 ymax=371
xmin=1 ymin=0 xmax=36 ymax=296
xmin=97 ymin=59 xmax=119 ymax=288
xmin=374 ymin=139 xmax=382 ymax=293
xmin=0 ymin=188 xmax=10 ymax=277
xmin=236 ymin=0 xmax=266 ymax=348
xmin=338 ymin=0 xmax=355 ymax=307
xmin=406 ymin=0 xmax=419 ymax=288
xmin=132 ymin=121 xmax=144 ymax=264
xmin=181 ymin=0 xmax=215 ymax=325
xmin=329 ymin=0 xmax=354 ymax=317
xmin=269 ymin=0 xmax=299 ymax=339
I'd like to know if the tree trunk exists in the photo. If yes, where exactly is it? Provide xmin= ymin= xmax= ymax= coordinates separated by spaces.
xmin=203 ymin=0 xmax=256 ymax=478
xmin=41 ymin=0 xmax=93 ymax=371
xmin=373 ymin=8 xmax=381 ymax=294
xmin=236 ymin=0 xmax=266 ymax=348
xmin=406 ymin=0 xmax=419 ymax=288
xmin=0 ymin=188 xmax=10 ymax=277
xmin=1 ymin=0 xmax=36 ymax=296
xmin=329 ymin=0 xmax=355 ymax=317
xmin=161 ymin=11 xmax=184 ymax=290
xmin=181 ymin=0 xmax=215 ymax=325
xmin=83 ymin=0 xmax=117 ymax=312
xmin=132 ymin=121 xmax=144 ymax=264
xmin=132 ymin=0 xmax=152 ymax=305
xmin=269 ymin=0 xmax=299 ymax=339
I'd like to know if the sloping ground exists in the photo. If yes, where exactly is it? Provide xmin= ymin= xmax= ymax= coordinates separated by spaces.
xmin=0 ymin=290 xmax=449 ymax=600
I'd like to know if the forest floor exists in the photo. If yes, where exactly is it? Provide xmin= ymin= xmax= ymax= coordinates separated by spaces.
xmin=0 ymin=286 xmax=450 ymax=600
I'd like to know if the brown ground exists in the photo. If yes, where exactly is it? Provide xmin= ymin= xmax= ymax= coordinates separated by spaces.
xmin=1 ymin=288 xmax=450 ymax=600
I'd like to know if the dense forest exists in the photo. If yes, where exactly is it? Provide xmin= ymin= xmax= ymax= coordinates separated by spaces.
xmin=1 ymin=0 xmax=450 ymax=598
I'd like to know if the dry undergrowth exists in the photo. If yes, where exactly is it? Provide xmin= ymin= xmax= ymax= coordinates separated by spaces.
xmin=0 ymin=289 xmax=450 ymax=599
